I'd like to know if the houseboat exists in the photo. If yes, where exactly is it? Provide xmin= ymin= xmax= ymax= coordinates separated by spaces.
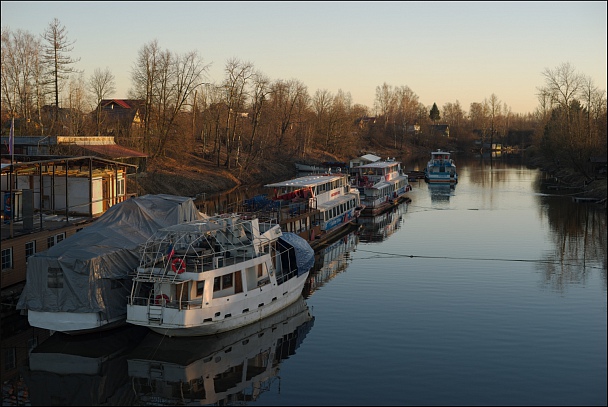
xmin=424 ymin=149 xmax=458 ymax=183
xmin=264 ymin=173 xmax=364 ymax=250
xmin=127 ymin=296 xmax=313 ymax=405
xmin=351 ymin=159 xmax=411 ymax=216
xmin=126 ymin=213 xmax=314 ymax=337
xmin=16 ymin=194 xmax=203 ymax=335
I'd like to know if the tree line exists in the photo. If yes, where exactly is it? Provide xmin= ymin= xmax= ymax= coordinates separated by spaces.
xmin=2 ymin=20 xmax=606 ymax=180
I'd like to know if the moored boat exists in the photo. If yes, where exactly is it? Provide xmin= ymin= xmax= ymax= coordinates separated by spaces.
xmin=126 ymin=213 xmax=314 ymax=337
xmin=264 ymin=172 xmax=364 ymax=250
xmin=351 ymin=159 xmax=411 ymax=216
xmin=16 ymin=194 xmax=203 ymax=335
xmin=424 ymin=149 xmax=458 ymax=183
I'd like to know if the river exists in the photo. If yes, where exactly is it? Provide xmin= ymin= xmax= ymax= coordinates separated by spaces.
xmin=4 ymin=154 xmax=606 ymax=406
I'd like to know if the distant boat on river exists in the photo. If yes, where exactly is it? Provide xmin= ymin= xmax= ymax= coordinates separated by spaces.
xmin=424 ymin=149 xmax=458 ymax=184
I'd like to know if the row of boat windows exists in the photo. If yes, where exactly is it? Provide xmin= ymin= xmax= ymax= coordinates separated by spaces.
xmin=363 ymin=179 xmax=408 ymax=196
xmin=323 ymin=198 xmax=357 ymax=221
xmin=278 ymin=178 xmax=347 ymax=197
xmin=357 ymin=165 xmax=400 ymax=176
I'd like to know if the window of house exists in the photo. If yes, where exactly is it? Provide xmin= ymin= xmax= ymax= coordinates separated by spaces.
xmin=25 ymin=241 xmax=36 ymax=260
xmin=48 ymin=267 xmax=63 ymax=288
xmin=47 ymin=233 xmax=66 ymax=248
xmin=117 ymin=178 xmax=125 ymax=196
xmin=1 ymin=248 xmax=13 ymax=270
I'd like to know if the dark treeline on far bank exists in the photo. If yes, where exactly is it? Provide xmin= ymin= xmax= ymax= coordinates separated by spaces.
xmin=2 ymin=21 xmax=606 ymax=185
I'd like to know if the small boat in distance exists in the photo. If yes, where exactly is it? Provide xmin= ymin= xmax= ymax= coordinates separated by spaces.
xmin=126 ymin=213 xmax=314 ymax=337
xmin=424 ymin=150 xmax=458 ymax=184
xmin=351 ymin=159 xmax=411 ymax=216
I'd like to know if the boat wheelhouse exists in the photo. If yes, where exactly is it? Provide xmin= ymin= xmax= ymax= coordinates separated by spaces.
xmin=351 ymin=159 xmax=411 ymax=216
xmin=424 ymin=150 xmax=458 ymax=183
xmin=264 ymin=173 xmax=363 ymax=250
xmin=126 ymin=213 xmax=314 ymax=337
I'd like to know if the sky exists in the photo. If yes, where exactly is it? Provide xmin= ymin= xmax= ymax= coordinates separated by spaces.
xmin=2 ymin=1 xmax=606 ymax=115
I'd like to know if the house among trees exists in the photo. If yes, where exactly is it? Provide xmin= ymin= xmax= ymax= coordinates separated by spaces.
xmin=93 ymin=99 xmax=145 ymax=138
xmin=430 ymin=124 xmax=450 ymax=137
xmin=356 ymin=116 xmax=377 ymax=129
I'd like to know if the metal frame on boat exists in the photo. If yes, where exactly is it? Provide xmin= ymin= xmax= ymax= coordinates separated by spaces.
xmin=126 ymin=213 xmax=314 ymax=337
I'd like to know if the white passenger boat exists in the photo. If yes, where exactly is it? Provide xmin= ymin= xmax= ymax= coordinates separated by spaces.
xmin=126 ymin=213 xmax=314 ymax=337
xmin=351 ymin=159 xmax=411 ymax=216
xmin=264 ymin=172 xmax=364 ymax=250
xmin=128 ymin=296 xmax=313 ymax=405
xmin=424 ymin=149 xmax=458 ymax=183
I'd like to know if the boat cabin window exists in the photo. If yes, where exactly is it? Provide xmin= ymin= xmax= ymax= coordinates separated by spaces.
xmin=213 ymin=273 xmax=233 ymax=291
xmin=257 ymin=263 xmax=264 ymax=278
xmin=197 ymin=280 xmax=204 ymax=296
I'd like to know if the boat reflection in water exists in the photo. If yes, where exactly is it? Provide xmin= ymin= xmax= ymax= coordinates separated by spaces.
xmin=428 ymin=183 xmax=455 ymax=203
xmin=127 ymin=296 xmax=314 ymax=405
xmin=304 ymin=230 xmax=359 ymax=298
xmin=357 ymin=200 xmax=409 ymax=243
xmin=20 ymin=325 xmax=149 ymax=406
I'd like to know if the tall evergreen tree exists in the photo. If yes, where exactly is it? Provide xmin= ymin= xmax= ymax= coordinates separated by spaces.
xmin=429 ymin=102 xmax=440 ymax=123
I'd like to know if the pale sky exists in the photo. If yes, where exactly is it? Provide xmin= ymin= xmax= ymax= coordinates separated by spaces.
xmin=2 ymin=1 xmax=606 ymax=115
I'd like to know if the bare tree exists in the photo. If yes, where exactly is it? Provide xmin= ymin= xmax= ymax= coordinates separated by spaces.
xmin=269 ymin=79 xmax=309 ymax=153
xmin=41 ymin=18 xmax=81 ymax=129
xmin=374 ymin=82 xmax=395 ymax=129
xmin=541 ymin=62 xmax=582 ymax=110
xmin=222 ymin=58 xmax=253 ymax=169
xmin=487 ymin=93 xmax=502 ymax=147
xmin=1 ymin=27 xmax=44 ymax=134
xmin=88 ymin=67 xmax=115 ymax=135
xmin=65 ymin=73 xmax=88 ymax=135
xmin=131 ymin=40 xmax=163 ymax=152
xmin=242 ymin=70 xmax=272 ymax=169
xmin=155 ymin=50 xmax=209 ymax=157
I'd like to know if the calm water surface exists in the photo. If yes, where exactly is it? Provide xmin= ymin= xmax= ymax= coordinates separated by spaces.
xmin=11 ymin=156 xmax=608 ymax=406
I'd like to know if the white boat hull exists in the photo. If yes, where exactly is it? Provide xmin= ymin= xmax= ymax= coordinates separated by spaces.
xmin=27 ymin=310 xmax=126 ymax=334
xmin=127 ymin=273 xmax=308 ymax=337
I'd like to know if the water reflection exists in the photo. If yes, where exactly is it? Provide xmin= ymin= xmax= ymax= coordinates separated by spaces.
xmin=427 ymin=183 xmax=455 ymax=203
xmin=304 ymin=231 xmax=358 ymax=297
xmin=537 ymin=192 xmax=607 ymax=291
xmin=357 ymin=201 xmax=408 ymax=243
xmin=20 ymin=325 xmax=148 ymax=406
xmin=127 ymin=297 xmax=313 ymax=405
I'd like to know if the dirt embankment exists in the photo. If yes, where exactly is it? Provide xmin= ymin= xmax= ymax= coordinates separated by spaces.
xmin=131 ymin=148 xmax=348 ymax=198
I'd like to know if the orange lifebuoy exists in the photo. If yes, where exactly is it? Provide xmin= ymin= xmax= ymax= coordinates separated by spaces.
xmin=155 ymin=294 xmax=169 ymax=305
xmin=171 ymin=257 xmax=186 ymax=274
